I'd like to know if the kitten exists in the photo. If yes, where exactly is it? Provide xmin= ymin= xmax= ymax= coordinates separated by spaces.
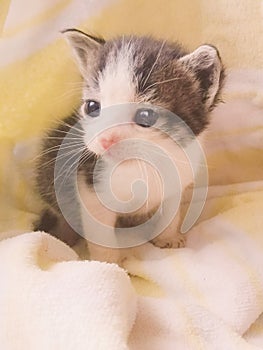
xmin=35 ymin=29 xmax=225 ymax=264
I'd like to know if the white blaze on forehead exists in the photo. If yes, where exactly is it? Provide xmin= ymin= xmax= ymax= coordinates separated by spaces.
xmin=98 ymin=42 xmax=136 ymax=107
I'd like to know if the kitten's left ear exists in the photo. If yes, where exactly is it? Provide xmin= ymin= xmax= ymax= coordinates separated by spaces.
xmin=62 ymin=28 xmax=105 ymax=77
xmin=179 ymin=45 xmax=225 ymax=110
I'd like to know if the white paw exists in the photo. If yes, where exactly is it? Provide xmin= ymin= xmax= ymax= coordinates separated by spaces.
xmin=151 ymin=235 xmax=186 ymax=249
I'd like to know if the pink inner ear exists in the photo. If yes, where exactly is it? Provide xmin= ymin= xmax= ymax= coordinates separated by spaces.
xmin=100 ymin=135 xmax=120 ymax=150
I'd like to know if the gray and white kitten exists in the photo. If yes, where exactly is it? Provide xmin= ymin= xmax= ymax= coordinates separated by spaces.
xmin=35 ymin=29 xmax=224 ymax=264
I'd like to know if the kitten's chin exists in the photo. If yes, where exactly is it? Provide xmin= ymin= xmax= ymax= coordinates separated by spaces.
xmin=101 ymin=149 xmax=131 ymax=164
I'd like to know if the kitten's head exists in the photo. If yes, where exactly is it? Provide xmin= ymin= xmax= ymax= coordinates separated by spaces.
xmin=63 ymin=29 xmax=225 ymax=158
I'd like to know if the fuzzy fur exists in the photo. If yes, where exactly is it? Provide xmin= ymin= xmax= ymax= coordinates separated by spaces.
xmin=35 ymin=29 xmax=225 ymax=264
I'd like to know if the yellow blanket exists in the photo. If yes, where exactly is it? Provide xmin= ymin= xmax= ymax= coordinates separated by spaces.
xmin=0 ymin=1 xmax=263 ymax=349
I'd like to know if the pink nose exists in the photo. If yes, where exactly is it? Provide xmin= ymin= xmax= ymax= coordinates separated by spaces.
xmin=100 ymin=135 xmax=120 ymax=150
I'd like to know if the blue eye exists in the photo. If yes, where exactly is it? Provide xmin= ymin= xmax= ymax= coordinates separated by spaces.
xmin=84 ymin=100 xmax=101 ymax=117
xmin=134 ymin=108 xmax=158 ymax=128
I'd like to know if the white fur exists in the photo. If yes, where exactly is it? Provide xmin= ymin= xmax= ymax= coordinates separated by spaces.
xmin=81 ymin=42 xmax=138 ymax=154
xmin=84 ymin=42 xmax=136 ymax=107
xmin=76 ymin=133 xmax=205 ymax=261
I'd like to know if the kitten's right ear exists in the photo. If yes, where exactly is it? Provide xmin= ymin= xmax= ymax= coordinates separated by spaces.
xmin=179 ymin=45 xmax=224 ymax=110
xmin=62 ymin=28 xmax=105 ymax=76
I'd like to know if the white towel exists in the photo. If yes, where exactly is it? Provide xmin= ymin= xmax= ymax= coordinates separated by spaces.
xmin=0 ymin=232 xmax=136 ymax=350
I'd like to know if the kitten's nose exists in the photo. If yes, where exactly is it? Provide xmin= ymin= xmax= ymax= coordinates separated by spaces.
xmin=100 ymin=135 xmax=120 ymax=150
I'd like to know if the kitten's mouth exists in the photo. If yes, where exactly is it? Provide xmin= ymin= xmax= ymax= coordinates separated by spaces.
xmin=101 ymin=147 xmax=128 ymax=163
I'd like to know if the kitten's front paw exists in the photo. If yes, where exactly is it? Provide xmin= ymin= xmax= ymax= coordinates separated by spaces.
xmin=151 ymin=234 xmax=186 ymax=249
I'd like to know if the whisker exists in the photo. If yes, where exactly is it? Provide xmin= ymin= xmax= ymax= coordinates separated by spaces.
xmin=54 ymin=86 xmax=83 ymax=103
xmin=43 ymin=128 xmax=85 ymax=140
xmin=67 ymin=81 xmax=84 ymax=88
xmin=61 ymin=153 xmax=84 ymax=183
xmin=33 ymin=141 xmax=85 ymax=161
xmin=38 ymin=146 xmax=84 ymax=169
xmin=142 ymin=40 xmax=166 ymax=90
xmin=54 ymin=149 xmax=85 ymax=190
xmin=78 ymin=150 xmax=96 ymax=169
xmin=65 ymin=150 xmax=97 ymax=186
xmin=43 ymin=136 xmax=83 ymax=141
xmin=57 ymin=121 xmax=84 ymax=132
xmin=144 ymin=77 xmax=180 ymax=93
xmin=44 ymin=124 xmax=77 ymax=132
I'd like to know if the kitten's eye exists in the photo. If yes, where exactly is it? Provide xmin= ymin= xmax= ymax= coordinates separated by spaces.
xmin=134 ymin=108 xmax=158 ymax=128
xmin=84 ymin=100 xmax=101 ymax=117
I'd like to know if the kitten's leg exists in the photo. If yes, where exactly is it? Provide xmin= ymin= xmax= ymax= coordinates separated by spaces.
xmin=35 ymin=209 xmax=122 ymax=263
xmin=34 ymin=209 xmax=58 ymax=233
xmin=150 ymin=184 xmax=193 ymax=249
xmin=79 ymin=183 xmax=123 ymax=264
xmin=150 ymin=211 xmax=186 ymax=248
xmin=34 ymin=209 xmax=81 ymax=246
xmin=35 ymin=209 xmax=123 ymax=263
xmin=87 ymin=242 xmax=122 ymax=265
